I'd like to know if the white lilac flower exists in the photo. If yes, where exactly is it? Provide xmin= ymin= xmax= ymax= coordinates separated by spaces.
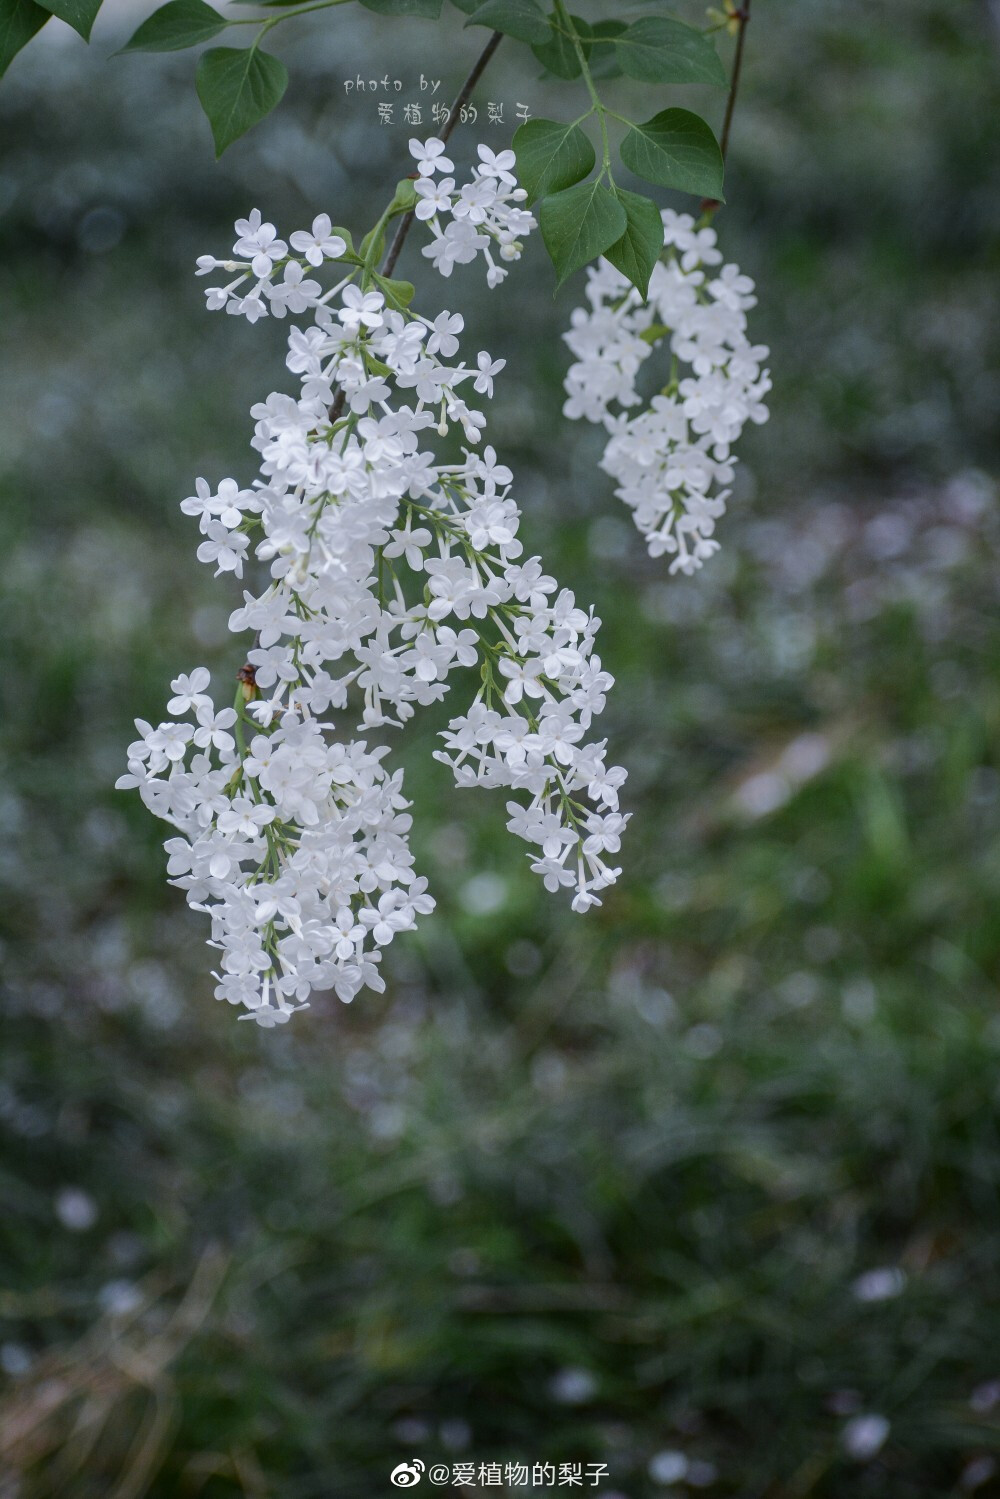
xmin=409 ymin=135 xmax=454 ymax=177
xmin=289 ymin=214 xmax=347 ymax=266
xmin=562 ymin=208 xmax=771 ymax=574
xmin=121 ymin=151 xmax=626 ymax=1028
xmin=409 ymin=138 xmax=534 ymax=288
xmin=476 ymin=144 xmax=518 ymax=186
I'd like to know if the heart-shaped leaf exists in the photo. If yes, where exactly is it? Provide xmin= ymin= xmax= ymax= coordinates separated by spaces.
xmin=620 ymin=108 xmax=724 ymax=200
xmin=588 ymin=16 xmax=625 ymax=79
xmin=605 ymin=187 xmax=664 ymax=299
xmin=465 ymin=0 xmax=549 ymax=45
xmin=35 ymin=0 xmax=101 ymax=39
xmin=121 ymin=0 xmax=226 ymax=52
xmin=531 ymin=11 xmax=590 ymax=79
xmin=540 ymin=179 xmax=627 ymax=290
xmin=514 ymin=116 xmax=595 ymax=205
xmin=196 ymin=45 xmax=287 ymax=156
xmin=615 ymin=16 xmax=726 ymax=86
xmin=360 ymin=0 xmax=442 ymax=14
xmin=0 ymin=0 xmax=50 ymax=77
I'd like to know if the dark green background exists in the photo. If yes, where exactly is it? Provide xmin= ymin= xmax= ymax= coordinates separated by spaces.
xmin=1 ymin=1 xmax=1000 ymax=1493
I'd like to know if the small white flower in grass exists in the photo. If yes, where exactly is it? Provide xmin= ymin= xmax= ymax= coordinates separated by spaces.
xmin=841 ymin=1414 xmax=889 ymax=1462
xmin=0 ymin=1343 xmax=32 ymax=1377
xmin=649 ymin=1450 xmax=688 ymax=1485
xmin=409 ymin=135 xmax=454 ymax=176
xmin=459 ymin=872 xmax=508 ymax=916
xmin=852 ymin=1267 xmax=906 ymax=1303
xmin=549 ymin=1367 xmax=597 ymax=1405
xmin=289 ymin=213 xmax=346 ymax=266
xmin=961 ymin=1457 xmax=998 ymax=1491
xmin=98 ymin=1279 xmax=143 ymax=1317
xmin=970 ymin=1380 xmax=1000 ymax=1413
xmin=55 ymin=1187 xmax=97 ymax=1232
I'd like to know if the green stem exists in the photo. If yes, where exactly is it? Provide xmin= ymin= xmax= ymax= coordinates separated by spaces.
xmin=553 ymin=0 xmax=611 ymax=176
xmin=227 ymin=0 xmax=355 ymax=27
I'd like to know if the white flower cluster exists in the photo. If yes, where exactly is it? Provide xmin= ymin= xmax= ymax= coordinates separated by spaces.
xmin=563 ymin=209 xmax=771 ymax=575
xmin=191 ymin=138 xmax=533 ymax=322
xmin=411 ymin=137 xmax=534 ymax=286
xmin=119 ymin=141 xmax=628 ymax=1029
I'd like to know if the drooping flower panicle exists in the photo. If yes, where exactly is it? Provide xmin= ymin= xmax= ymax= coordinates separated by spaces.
xmin=119 ymin=141 xmax=629 ymax=1029
xmin=563 ymin=209 xmax=771 ymax=575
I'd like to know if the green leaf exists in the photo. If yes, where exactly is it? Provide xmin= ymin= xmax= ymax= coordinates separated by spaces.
xmin=388 ymin=176 xmax=418 ymax=215
xmin=465 ymin=0 xmax=549 ymax=45
xmin=513 ymin=117 xmax=595 ymax=205
xmin=374 ymin=274 xmax=416 ymax=308
xmin=360 ymin=0 xmax=441 ymax=14
xmin=34 ymin=0 xmax=97 ymax=37
xmin=359 ymin=225 xmax=384 ymax=263
xmin=539 ymin=179 xmax=627 ymax=291
xmin=588 ymin=17 xmax=625 ymax=79
xmin=530 ymin=11 xmax=589 ymax=79
xmin=0 ymin=0 xmax=50 ymax=76
xmin=35 ymin=0 xmax=100 ymax=38
xmin=120 ymin=0 xmax=225 ymax=52
xmin=330 ymin=225 xmax=357 ymax=258
xmin=449 ymin=0 xmax=479 ymax=11
xmin=605 ymin=187 xmax=664 ymax=299
xmin=620 ymin=108 xmax=724 ymax=200
xmin=195 ymin=45 xmax=287 ymax=156
xmin=614 ymin=16 xmax=726 ymax=86
xmin=587 ymin=16 xmax=626 ymax=79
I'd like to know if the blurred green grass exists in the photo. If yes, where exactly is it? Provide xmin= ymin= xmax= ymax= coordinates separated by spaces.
xmin=1 ymin=0 xmax=1000 ymax=1494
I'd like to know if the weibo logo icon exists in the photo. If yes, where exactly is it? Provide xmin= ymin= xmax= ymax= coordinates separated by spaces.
xmin=390 ymin=1460 xmax=425 ymax=1487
